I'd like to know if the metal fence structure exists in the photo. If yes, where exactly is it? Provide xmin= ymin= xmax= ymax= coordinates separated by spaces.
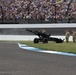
xmin=0 ymin=18 xmax=76 ymax=24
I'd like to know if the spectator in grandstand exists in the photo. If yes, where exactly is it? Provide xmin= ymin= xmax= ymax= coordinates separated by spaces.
xmin=0 ymin=0 xmax=76 ymax=23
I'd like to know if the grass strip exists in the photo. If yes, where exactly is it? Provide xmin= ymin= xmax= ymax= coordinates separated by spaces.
xmin=20 ymin=41 xmax=76 ymax=54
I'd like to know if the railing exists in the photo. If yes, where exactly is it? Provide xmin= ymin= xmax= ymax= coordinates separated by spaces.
xmin=0 ymin=18 xmax=76 ymax=24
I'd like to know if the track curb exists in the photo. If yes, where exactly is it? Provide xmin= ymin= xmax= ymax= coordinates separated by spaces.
xmin=18 ymin=43 xmax=76 ymax=57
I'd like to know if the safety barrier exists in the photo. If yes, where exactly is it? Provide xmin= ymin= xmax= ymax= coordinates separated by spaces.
xmin=0 ymin=24 xmax=75 ymax=41
xmin=0 ymin=23 xmax=76 ymax=28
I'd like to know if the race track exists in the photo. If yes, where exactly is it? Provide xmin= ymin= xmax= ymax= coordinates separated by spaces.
xmin=0 ymin=42 xmax=76 ymax=75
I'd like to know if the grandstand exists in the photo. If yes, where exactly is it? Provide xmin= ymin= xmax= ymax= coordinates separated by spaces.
xmin=0 ymin=0 xmax=76 ymax=24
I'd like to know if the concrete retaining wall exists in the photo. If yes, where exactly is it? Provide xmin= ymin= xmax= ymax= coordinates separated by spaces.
xmin=0 ymin=35 xmax=73 ymax=41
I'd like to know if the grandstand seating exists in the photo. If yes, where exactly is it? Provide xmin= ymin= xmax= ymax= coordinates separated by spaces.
xmin=0 ymin=0 xmax=76 ymax=24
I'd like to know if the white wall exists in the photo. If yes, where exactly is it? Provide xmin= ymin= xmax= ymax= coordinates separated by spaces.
xmin=0 ymin=23 xmax=76 ymax=28
xmin=0 ymin=35 xmax=73 ymax=41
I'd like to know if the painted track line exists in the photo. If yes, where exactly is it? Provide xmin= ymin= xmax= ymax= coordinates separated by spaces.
xmin=18 ymin=43 xmax=76 ymax=57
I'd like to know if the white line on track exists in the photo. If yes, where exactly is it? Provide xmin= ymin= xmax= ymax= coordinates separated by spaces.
xmin=18 ymin=43 xmax=76 ymax=57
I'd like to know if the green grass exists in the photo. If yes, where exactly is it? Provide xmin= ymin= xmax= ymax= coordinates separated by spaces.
xmin=20 ymin=41 xmax=76 ymax=54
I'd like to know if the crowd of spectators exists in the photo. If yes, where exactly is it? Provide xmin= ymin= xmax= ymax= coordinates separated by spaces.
xmin=0 ymin=0 xmax=76 ymax=23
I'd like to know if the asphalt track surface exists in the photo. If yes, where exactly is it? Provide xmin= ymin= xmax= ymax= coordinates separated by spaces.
xmin=0 ymin=42 xmax=76 ymax=75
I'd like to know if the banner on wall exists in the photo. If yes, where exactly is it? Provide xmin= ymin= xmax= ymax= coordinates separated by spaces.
xmin=56 ymin=0 xmax=63 ymax=4
xmin=52 ymin=0 xmax=63 ymax=4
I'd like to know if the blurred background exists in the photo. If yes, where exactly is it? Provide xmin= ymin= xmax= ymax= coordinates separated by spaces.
xmin=0 ymin=0 xmax=76 ymax=24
